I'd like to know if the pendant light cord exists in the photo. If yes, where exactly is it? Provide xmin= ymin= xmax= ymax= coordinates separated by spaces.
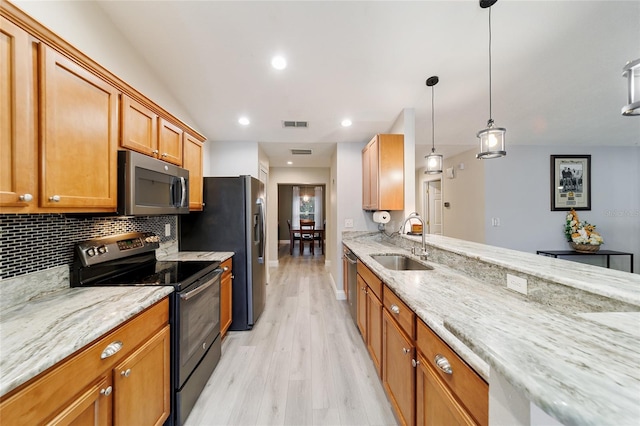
xmin=488 ymin=7 xmax=493 ymax=125
xmin=431 ymin=85 xmax=435 ymax=152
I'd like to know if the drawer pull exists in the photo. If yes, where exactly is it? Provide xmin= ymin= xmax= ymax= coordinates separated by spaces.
xmin=100 ymin=386 xmax=112 ymax=396
xmin=402 ymin=347 xmax=411 ymax=355
xmin=434 ymin=354 xmax=453 ymax=375
xmin=121 ymin=368 xmax=131 ymax=377
xmin=390 ymin=304 xmax=400 ymax=315
xmin=223 ymin=266 xmax=229 ymax=272
xmin=412 ymin=358 xmax=420 ymax=368
xmin=100 ymin=341 xmax=123 ymax=359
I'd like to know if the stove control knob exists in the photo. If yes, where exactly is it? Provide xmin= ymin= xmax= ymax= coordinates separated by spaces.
xmin=86 ymin=247 xmax=96 ymax=257
xmin=97 ymin=245 xmax=108 ymax=254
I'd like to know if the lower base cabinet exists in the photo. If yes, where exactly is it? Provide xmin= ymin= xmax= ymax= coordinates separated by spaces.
xmin=382 ymin=309 xmax=415 ymax=426
xmin=0 ymin=298 xmax=170 ymax=426
xmin=220 ymin=258 xmax=233 ymax=338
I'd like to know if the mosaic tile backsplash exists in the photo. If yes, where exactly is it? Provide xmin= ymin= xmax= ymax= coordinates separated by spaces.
xmin=0 ymin=214 xmax=177 ymax=279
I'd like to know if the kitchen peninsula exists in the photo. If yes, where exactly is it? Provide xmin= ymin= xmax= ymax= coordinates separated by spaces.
xmin=342 ymin=231 xmax=640 ymax=426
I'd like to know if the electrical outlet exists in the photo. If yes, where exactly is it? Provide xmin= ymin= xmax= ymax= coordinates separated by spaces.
xmin=344 ymin=218 xmax=354 ymax=228
xmin=165 ymin=223 xmax=171 ymax=237
xmin=507 ymin=274 xmax=527 ymax=295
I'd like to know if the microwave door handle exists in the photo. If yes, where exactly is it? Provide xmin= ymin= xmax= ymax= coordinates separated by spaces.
xmin=179 ymin=177 xmax=187 ymax=207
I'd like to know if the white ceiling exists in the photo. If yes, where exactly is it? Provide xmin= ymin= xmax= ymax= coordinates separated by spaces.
xmin=96 ymin=0 xmax=640 ymax=169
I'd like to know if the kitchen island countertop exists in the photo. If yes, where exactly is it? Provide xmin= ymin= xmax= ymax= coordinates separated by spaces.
xmin=0 ymin=286 xmax=173 ymax=397
xmin=342 ymin=231 xmax=640 ymax=426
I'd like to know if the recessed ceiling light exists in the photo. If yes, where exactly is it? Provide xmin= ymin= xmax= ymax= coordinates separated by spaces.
xmin=341 ymin=119 xmax=352 ymax=127
xmin=287 ymin=161 xmax=293 ymax=165
xmin=271 ymin=55 xmax=287 ymax=70
xmin=238 ymin=116 xmax=250 ymax=126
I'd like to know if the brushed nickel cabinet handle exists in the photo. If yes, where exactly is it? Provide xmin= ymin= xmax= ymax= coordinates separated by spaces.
xmin=100 ymin=386 xmax=112 ymax=396
xmin=120 ymin=368 xmax=131 ymax=377
xmin=390 ymin=304 xmax=400 ymax=314
xmin=434 ymin=354 xmax=453 ymax=375
xmin=49 ymin=195 xmax=61 ymax=202
xmin=100 ymin=341 xmax=123 ymax=359
xmin=19 ymin=193 xmax=33 ymax=202
xmin=402 ymin=347 xmax=411 ymax=355
xmin=412 ymin=358 xmax=420 ymax=368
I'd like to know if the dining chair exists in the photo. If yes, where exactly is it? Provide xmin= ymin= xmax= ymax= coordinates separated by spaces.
xmin=299 ymin=219 xmax=315 ymax=255
xmin=287 ymin=220 xmax=301 ymax=255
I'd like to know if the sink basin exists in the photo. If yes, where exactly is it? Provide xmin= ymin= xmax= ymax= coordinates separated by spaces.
xmin=370 ymin=254 xmax=433 ymax=271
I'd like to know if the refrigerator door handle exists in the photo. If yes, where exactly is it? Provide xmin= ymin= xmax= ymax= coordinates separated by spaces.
xmin=256 ymin=198 xmax=265 ymax=263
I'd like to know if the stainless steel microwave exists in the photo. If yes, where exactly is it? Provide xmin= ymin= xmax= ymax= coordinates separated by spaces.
xmin=117 ymin=150 xmax=189 ymax=215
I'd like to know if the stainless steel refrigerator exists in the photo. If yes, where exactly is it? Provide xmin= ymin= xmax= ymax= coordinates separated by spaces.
xmin=179 ymin=176 xmax=266 ymax=330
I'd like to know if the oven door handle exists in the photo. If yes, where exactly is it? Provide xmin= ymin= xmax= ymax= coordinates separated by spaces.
xmin=180 ymin=269 xmax=222 ymax=301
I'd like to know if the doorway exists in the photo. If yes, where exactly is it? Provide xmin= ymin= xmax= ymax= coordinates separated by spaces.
xmin=277 ymin=184 xmax=326 ymax=257
xmin=424 ymin=179 xmax=443 ymax=235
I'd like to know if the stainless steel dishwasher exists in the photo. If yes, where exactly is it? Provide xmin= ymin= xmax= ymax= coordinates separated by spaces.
xmin=343 ymin=246 xmax=358 ymax=324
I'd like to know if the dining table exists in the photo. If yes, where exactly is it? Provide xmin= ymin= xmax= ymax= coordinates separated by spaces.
xmin=289 ymin=227 xmax=324 ymax=255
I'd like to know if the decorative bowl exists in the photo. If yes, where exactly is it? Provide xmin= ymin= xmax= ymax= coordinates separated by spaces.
xmin=570 ymin=242 xmax=600 ymax=253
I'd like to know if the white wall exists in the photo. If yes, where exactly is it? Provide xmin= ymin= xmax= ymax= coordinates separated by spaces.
xmin=205 ymin=141 xmax=260 ymax=178
xmin=388 ymin=108 xmax=416 ymax=231
xmin=442 ymin=149 xmax=486 ymax=243
xmin=12 ymin=0 xmax=197 ymax=130
xmin=484 ymin=145 xmax=640 ymax=273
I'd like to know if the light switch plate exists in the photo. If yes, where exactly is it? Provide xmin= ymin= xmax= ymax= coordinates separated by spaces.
xmin=165 ymin=223 xmax=171 ymax=237
xmin=507 ymin=274 xmax=527 ymax=295
xmin=344 ymin=218 xmax=354 ymax=228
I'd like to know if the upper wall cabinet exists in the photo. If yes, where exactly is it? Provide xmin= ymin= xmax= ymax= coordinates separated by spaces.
xmin=362 ymin=134 xmax=404 ymax=211
xmin=40 ymin=45 xmax=119 ymax=210
xmin=183 ymin=132 xmax=203 ymax=211
xmin=0 ymin=16 xmax=36 ymax=212
xmin=121 ymin=95 xmax=184 ymax=166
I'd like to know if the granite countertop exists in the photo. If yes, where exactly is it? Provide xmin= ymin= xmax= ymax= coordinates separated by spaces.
xmin=342 ymin=231 xmax=640 ymax=426
xmin=0 ymin=286 xmax=173 ymax=397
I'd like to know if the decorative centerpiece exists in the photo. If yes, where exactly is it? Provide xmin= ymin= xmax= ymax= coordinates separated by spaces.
xmin=564 ymin=209 xmax=603 ymax=252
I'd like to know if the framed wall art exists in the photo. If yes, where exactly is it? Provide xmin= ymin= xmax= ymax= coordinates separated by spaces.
xmin=550 ymin=155 xmax=591 ymax=211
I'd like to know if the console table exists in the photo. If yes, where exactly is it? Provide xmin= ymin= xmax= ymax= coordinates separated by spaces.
xmin=536 ymin=250 xmax=634 ymax=273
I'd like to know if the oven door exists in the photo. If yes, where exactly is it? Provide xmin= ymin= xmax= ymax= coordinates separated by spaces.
xmin=177 ymin=268 xmax=222 ymax=388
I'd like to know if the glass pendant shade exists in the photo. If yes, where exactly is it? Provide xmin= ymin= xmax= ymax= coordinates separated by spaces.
xmin=425 ymin=150 xmax=443 ymax=174
xmin=476 ymin=120 xmax=506 ymax=159
xmin=622 ymin=58 xmax=640 ymax=116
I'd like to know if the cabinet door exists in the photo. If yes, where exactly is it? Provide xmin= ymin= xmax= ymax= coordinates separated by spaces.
xmin=416 ymin=352 xmax=476 ymax=426
xmin=113 ymin=325 xmax=170 ymax=426
xmin=46 ymin=376 xmax=112 ymax=426
xmin=0 ymin=16 xmax=36 ymax=210
xmin=362 ymin=141 xmax=371 ymax=209
xmin=158 ymin=117 xmax=183 ymax=165
xmin=368 ymin=136 xmax=379 ymax=209
xmin=367 ymin=290 xmax=383 ymax=378
xmin=120 ymin=94 xmax=158 ymax=157
xmin=183 ymin=132 xmax=203 ymax=210
xmin=220 ymin=260 xmax=233 ymax=338
xmin=382 ymin=309 xmax=415 ymax=426
xmin=356 ymin=274 xmax=368 ymax=339
xmin=40 ymin=45 xmax=118 ymax=210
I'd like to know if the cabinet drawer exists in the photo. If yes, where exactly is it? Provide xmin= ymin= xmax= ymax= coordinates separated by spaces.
xmin=383 ymin=286 xmax=415 ymax=339
xmin=416 ymin=319 xmax=488 ymax=426
xmin=0 ymin=298 xmax=169 ymax=425
xmin=357 ymin=261 xmax=382 ymax=299
xmin=221 ymin=258 xmax=233 ymax=280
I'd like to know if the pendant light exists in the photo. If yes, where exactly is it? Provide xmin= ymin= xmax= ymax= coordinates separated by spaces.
xmin=425 ymin=76 xmax=443 ymax=174
xmin=476 ymin=0 xmax=506 ymax=159
xmin=622 ymin=58 xmax=640 ymax=116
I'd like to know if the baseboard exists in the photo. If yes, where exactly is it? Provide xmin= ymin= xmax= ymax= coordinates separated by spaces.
xmin=328 ymin=272 xmax=346 ymax=300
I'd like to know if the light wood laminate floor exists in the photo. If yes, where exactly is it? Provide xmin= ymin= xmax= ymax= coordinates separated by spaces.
xmin=185 ymin=244 xmax=397 ymax=426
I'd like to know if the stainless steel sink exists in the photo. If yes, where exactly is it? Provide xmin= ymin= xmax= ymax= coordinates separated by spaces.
xmin=370 ymin=254 xmax=433 ymax=271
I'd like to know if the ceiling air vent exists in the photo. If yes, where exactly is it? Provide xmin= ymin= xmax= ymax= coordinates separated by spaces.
xmin=291 ymin=149 xmax=312 ymax=155
xmin=282 ymin=120 xmax=309 ymax=128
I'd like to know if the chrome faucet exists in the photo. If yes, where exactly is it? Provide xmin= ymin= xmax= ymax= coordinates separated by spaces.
xmin=400 ymin=212 xmax=428 ymax=260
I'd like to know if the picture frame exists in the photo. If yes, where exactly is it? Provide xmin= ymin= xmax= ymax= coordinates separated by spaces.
xmin=550 ymin=155 xmax=591 ymax=211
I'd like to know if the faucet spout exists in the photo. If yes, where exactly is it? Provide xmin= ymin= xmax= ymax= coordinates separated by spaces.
xmin=401 ymin=212 xmax=428 ymax=260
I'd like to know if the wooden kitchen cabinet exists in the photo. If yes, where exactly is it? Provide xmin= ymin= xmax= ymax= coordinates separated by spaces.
xmin=382 ymin=308 xmax=415 ymax=426
xmin=183 ymin=132 xmax=204 ymax=211
xmin=40 ymin=44 xmax=119 ymax=211
xmin=357 ymin=261 xmax=383 ymax=377
xmin=0 ymin=15 xmax=37 ymax=212
xmin=113 ymin=325 xmax=170 ymax=426
xmin=0 ymin=298 xmax=170 ymax=426
xmin=158 ymin=117 xmax=183 ymax=165
xmin=120 ymin=94 xmax=158 ymax=157
xmin=416 ymin=319 xmax=488 ymax=426
xmin=220 ymin=258 xmax=233 ymax=338
xmin=362 ymin=134 xmax=404 ymax=211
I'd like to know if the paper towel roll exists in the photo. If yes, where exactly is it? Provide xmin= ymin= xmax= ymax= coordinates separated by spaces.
xmin=372 ymin=211 xmax=390 ymax=224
